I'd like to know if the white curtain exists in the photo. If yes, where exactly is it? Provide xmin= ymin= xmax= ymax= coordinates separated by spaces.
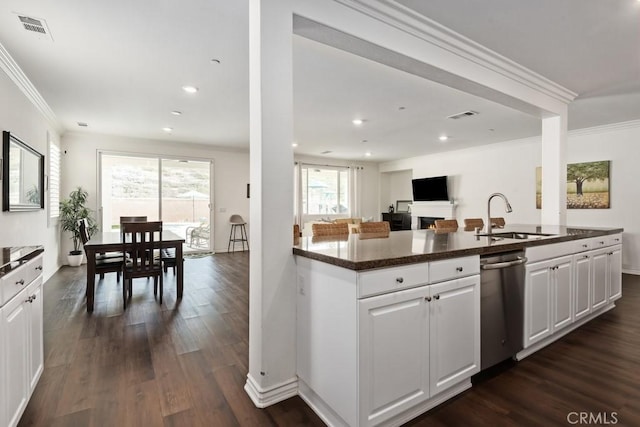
xmin=349 ymin=165 xmax=364 ymax=218
xmin=294 ymin=162 xmax=303 ymax=226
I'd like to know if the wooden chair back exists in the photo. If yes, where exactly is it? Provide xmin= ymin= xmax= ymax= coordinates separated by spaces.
xmin=121 ymin=221 xmax=163 ymax=308
xmin=463 ymin=218 xmax=483 ymax=231
xmin=78 ymin=218 xmax=91 ymax=245
xmin=359 ymin=221 xmax=391 ymax=234
xmin=119 ymin=216 xmax=148 ymax=227
xmin=491 ymin=217 xmax=506 ymax=227
xmin=311 ymin=222 xmax=349 ymax=237
xmin=434 ymin=219 xmax=459 ymax=230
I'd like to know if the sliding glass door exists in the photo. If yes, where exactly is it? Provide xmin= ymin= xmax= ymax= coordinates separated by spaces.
xmin=99 ymin=153 xmax=212 ymax=252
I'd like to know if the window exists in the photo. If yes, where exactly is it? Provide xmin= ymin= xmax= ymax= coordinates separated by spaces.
xmin=301 ymin=165 xmax=349 ymax=216
xmin=48 ymin=137 xmax=60 ymax=221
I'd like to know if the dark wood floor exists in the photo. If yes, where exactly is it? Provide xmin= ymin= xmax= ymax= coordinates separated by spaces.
xmin=19 ymin=255 xmax=640 ymax=426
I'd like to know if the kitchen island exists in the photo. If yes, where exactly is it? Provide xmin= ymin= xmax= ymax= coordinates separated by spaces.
xmin=294 ymin=225 xmax=622 ymax=427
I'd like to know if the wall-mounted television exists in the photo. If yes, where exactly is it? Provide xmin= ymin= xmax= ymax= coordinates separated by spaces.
xmin=412 ymin=176 xmax=449 ymax=202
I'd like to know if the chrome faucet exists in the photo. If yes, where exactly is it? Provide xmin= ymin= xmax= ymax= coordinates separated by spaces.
xmin=486 ymin=193 xmax=512 ymax=238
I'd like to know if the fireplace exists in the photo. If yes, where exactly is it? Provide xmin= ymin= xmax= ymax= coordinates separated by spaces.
xmin=419 ymin=216 xmax=444 ymax=229
xmin=409 ymin=201 xmax=457 ymax=230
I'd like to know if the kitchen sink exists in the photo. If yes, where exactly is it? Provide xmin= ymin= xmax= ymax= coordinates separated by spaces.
xmin=481 ymin=231 xmax=556 ymax=240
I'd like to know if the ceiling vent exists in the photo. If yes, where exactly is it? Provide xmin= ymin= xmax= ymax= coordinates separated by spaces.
xmin=320 ymin=150 xmax=333 ymax=155
xmin=17 ymin=15 xmax=53 ymax=41
xmin=447 ymin=110 xmax=479 ymax=120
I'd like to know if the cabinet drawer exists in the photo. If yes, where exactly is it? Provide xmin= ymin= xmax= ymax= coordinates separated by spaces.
xmin=574 ymin=239 xmax=592 ymax=253
xmin=607 ymin=234 xmax=622 ymax=246
xmin=0 ymin=255 xmax=43 ymax=307
xmin=357 ymin=263 xmax=429 ymax=298
xmin=591 ymin=237 xmax=608 ymax=250
xmin=429 ymin=255 xmax=479 ymax=283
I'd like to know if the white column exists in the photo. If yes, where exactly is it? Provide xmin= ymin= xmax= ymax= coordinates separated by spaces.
xmin=541 ymin=111 xmax=568 ymax=225
xmin=245 ymin=0 xmax=298 ymax=407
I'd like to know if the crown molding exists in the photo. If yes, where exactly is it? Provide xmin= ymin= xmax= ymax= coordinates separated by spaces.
xmin=568 ymin=120 xmax=640 ymax=137
xmin=0 ymin=41 xmax=63 ymax=134
xmin=333 ymin=0 xmax=577 ymax=105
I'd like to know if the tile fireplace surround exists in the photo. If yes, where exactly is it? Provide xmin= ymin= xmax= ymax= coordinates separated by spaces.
xmin=409 ymin=202 xmax=457 ymax=229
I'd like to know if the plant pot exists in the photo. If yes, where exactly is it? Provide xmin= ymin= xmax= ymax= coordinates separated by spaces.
xmin=67 ymin=252 xmax=84 ymax=267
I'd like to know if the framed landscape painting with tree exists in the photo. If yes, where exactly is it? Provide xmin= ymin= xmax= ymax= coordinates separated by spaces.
xmin=536 ymin=160 xmax=610 ymax=209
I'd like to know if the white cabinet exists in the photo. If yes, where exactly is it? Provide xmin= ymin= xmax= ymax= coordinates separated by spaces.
xmin=591 ymin=249 xmax=608 ymax=311
xmin=573 ymin=253 xmax=592 ymax=320
xmin=524 ymin=255 xmax=573 ymax=348
xmin=297 ymin=255 xmax=480 ymax=427
xmin=428 ymin=275 xmax=480 ymax=395
xmin=358 ymin=286 xmax=430 ymax=425
xmin=358 ymin=274 xmax=479 ymax=426
xmin=1 ymin=253 xmax=44 ymax=427
xmin=608 ymin=246 xmax=622 ymax=301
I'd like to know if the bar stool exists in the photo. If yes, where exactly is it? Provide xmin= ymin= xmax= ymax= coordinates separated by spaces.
xmin=228 ymin=214 xmax=249 ymax=252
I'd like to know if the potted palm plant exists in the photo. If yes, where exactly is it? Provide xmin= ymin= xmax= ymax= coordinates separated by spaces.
xmin=60 ymin=187 xmax=98 ymax=266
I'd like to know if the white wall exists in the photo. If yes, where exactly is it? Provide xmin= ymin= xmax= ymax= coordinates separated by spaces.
xmin=380 ymin=169 xmax=412 ymax=215
xmin=61 ymin=132 xmax=249 ymax=254
xmin=0 ymin=69 xmax=61 ymax=281
xmin=380 ymin=120 xmax=640 ymax=273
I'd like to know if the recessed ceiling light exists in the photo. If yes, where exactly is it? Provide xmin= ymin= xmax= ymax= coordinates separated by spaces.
xmin=211 ymin=58 xmax=221 ymax=64
xmin=162 ymin=127 xmax=173 ymax=133
xmin=182 ymin=85 xmax=198 ymax=94
xmin=77 ymin=122 xmax=88 ymax=127
xmin=439 ymin=135 xmax=449 ymax=141
xmin=292 ymin=143 xmax=298 ymax=147
xmin=362 ymin=139 xmax=368 ymax=143
xmin=352 ymin=119 xmax=365 ymax=125
xmin=171 ymin=110 xmax=182 ymax=116
xmin=398 ymin=106 xmax=406 ymax=110
xmin=365 ymin=152 xmax=372 ymax=157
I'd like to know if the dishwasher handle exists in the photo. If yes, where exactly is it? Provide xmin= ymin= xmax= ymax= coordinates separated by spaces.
xmin=481 ymin=256 xmax=528 ymax=270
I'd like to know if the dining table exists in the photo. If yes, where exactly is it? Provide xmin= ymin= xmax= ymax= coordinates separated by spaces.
xmin=83 ymin=230 xmax=185 ymax=312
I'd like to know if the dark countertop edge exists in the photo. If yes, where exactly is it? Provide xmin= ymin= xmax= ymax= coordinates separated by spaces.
xmin=0 ymin=246 xmax=45 ymax=277
xmin=293 ymin=228 xmax=623 ymax=271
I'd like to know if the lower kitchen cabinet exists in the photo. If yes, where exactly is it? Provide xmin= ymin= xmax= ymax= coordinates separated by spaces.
xmin=297 ymin=256 xmax=480 ymax=427
xmin=574 ymin=252 xmax=592 ymax=320
xmin=524 ymin=255 xmax=573 ymax=348
xmin=1 ymin=256 xmax=44 ymax=427
xmin=608 ymin=247 xmax=622 ymax=301
xmin=358 ymin=275 xmax=479 ymax=425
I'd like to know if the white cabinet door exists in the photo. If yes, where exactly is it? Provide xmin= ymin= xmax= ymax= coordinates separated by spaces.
xmin=608 ymin=246 xmax=622 ymax=302
xmin=359 ymin=286 xmax=430 ymax=426
xmin=27 ymin=277 xmax=44 ymax=391
xmin=591 ymin=250 xmax=608 ymax=311
xmin=574 ymin=253 xmax=592 ymax=321
xmin=2 ymin=293 xmax=30 ymax=427
xmin=552 ymin=256 xmax=573 ymax=331
xmin=428 ymin=275 xmax=480 ymax=396
xmin=524 ymin=259 xmax=553 ymax=347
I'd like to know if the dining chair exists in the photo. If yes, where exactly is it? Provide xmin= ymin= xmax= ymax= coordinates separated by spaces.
xmin=121 ymin=221 xmax=163 ymax=308
xmin=434 ymin=219 xmax=459 ymax=231
xmin=78 ymin=218 xmax=124 ymax=283
xmin=359 ymin=221 xmax=391 ymax=234
xmin=311 ymin=222 xmax=349 ymax=237
xmin=463 ymin=218 xmax=484 ymax=231
xmin=490 ymin=217 xmax=506 ymax=228
xmin=119 ymin=216 xmax=148 ymax=227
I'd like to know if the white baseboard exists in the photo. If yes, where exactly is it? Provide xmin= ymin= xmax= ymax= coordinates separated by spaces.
xmin=244 ymin=373 xmax=298 ymax=408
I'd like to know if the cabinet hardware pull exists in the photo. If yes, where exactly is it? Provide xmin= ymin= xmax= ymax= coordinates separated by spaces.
xmin=25 ymin=296 xmax=33 ymax=303
xmin=425 ymin=296 xmax=432 ymax=302
xmin=599 ymin=241 xmax=604 ymax=245
xmin=582 ymin=244 xmax=588 ymax=248
xmin=615 ymin=238 xmax=620 ymax=242
xmin=36 ymin=265 xmax=43 ymax=271
xmin=434 ymin=294 xmax=440 ymax=300
xmin=582 ymin=255 xmax=589 ymax=259
xmin=608 ymin=252 xmax=613 ymax=256
xmin=456 ymin=267 xmax=463 ymax=272
xmin=395 ymin=277 xmax=404 ymax=284
xmin=16 ymin=279 xmax=25 ymax=286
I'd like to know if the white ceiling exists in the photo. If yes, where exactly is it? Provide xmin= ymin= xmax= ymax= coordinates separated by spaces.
xmin=0 ymin=0 xmax=638 ymax=162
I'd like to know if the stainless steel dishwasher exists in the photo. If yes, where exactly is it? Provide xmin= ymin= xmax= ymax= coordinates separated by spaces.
xmin=480 ymin=251 xmax=528 ymax=370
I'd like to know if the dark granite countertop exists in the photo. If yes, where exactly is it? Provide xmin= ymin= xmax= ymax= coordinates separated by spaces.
xmin=0 ymin=246 xmax=45 ymax=277
xmin=293 ymin=224 xmax=623 ymax=271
